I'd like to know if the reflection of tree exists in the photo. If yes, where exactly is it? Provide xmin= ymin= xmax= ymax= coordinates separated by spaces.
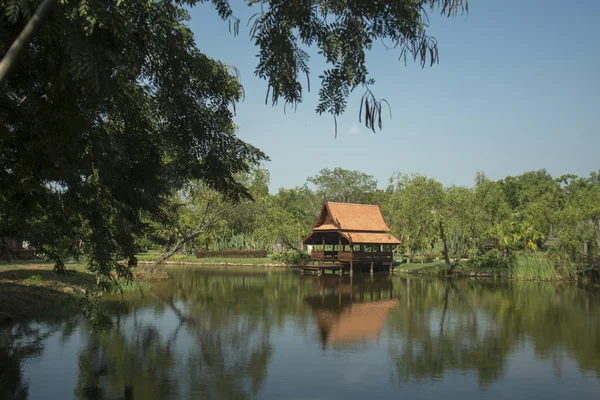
xmin=74 ymin=270 xmax=310 ymax=400
xmin=0 ymin=322 xmax=66 ymax=400
xmin=388 ymin=278 xmax=600 ymax=389
xmin=74 ymin=321 xmax=178 ymax=399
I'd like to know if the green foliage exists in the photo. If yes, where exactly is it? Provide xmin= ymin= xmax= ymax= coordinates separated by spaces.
xmin=271 ymin=250 xmax=310 ymax=267
xmin=135 ymin=253 xmax=187 ymax=261
xmin=194 ymin=249 xmax=268 ymax=258
xmin=247 ymin=0 xmax=468 ymax=134
xmin=466 ymin=255 xmax=509 ymax=271
xmin=81 ymin=291 xmax=113 ymax=333
xmin=484 ymin=248 xmax=499 ymax=258
xmin=1 ymin=0 xmax=266 ymax=284
xmin=24 ymin=274 xmax=43 ymax=284
xmin=307 ymin=168 xmax=378 ymax=203
xmin=509 ymin=251 xmax=562 ymax=281
xmin=1 ymin=0 xmax=469 ymax=286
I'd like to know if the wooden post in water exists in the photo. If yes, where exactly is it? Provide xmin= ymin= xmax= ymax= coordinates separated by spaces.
xmin=370 ymin=260 xmax=374 ymax=275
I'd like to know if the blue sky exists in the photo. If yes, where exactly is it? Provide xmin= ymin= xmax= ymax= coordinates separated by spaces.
xmin=187 ymin=0 xmax=600 ymax=192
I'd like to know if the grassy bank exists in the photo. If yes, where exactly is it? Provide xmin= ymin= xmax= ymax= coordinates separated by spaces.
xmin=395 ymin=261 xmax=446 ymax=273
xmin=0 ymin=261 xmax=93 ymax=322
xmin=0 ymin=261 xmax=153 ymax=322
xmin=135 ymin=253 xmax=285 ymax=267
xmin=394 ymin=251 xmax=593 ymax=281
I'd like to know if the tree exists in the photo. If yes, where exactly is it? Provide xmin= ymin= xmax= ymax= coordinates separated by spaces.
xmin=307 ymin=167 xmax=378 ymax=203
xmin=1 ymin=0 xmax=468 ymax=283
xmin=254 ymin=185 xmax=320 ymax=251
xmin=383 ymin=173 xmax=443 ymax=261
xmin=474 ymin=173 xmax=510 ymax=249
xmin=437 ymin=185 xmax=476 ymax=273
xmin=1 ymin=0 xmax=266 ymax=281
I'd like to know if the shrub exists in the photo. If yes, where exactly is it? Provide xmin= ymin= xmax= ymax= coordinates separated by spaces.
xmin=194 ymin=250 xmax=268 ymax=259
xmin=25 ymin=274 xmax=43 ymax=284
xmin=467 ymin=255 xmax=509 ymax=271
xmin=484 ymin=248 xmax=500 ymax=258
xmin=422 ymin=253 xmax=438 ymax=263
xmin=547 ymin=250 xmax=577 ymax=280
xmin=271 ymin=250 xmax=311 ymax=266
xmin=135 ymin=253 xmax=187 ymax=261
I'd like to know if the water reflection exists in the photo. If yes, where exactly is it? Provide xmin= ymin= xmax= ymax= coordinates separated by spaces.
xmin=1 ymin=270 xmax=600 ymax=399
xmin=388 ymin=279 xmax=600 ymax=390
xmin=301 ymin=275 xmax=398 ymax=349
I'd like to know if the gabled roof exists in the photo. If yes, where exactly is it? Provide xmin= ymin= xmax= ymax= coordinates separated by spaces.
xmin=341 ymin=232 xmax=400 ymax=245
xmin=313 ymin=201 xmax=392 ymax=232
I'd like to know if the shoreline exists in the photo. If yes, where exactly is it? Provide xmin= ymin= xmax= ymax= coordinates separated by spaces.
xmin=3 ymin=260 xmax=596 ymax=323
xmin=136 ymin=260 xmax=287 ymax=268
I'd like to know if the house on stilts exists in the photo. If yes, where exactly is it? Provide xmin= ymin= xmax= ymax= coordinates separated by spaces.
xmin=301 ymin=201 xmax=400 ymax=274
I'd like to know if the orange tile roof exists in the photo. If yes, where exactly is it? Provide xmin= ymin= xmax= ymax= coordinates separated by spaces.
xmin=341 ymin=232 xmax=400 ymax=245
xmin=306 ymin=201 xmax=400 ymax=245
xmin=315 ymin=202 xmax=391 ymax=232
xmin=313 ymin=223 xmax=338 ymax=231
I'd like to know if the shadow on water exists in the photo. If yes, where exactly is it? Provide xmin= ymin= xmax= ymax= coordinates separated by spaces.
xmin=1 ymin=269 xmax=600 ymax=399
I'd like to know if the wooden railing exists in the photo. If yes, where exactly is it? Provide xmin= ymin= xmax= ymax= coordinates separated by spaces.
xmin=311 ymin=250 xmax=339 ymax=262
xmin=338 ymin=251 xmax=393 ymax=262
xmin=311 ymin=250 xmax=393 ymax=263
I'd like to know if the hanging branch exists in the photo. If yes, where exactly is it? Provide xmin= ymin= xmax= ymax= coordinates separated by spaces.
xmin=0 ymin=0 xmax=58 ymax=87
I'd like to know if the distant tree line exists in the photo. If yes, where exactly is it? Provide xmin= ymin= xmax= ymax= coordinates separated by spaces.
xmin=140 ymin=167 xmax=600 ymax=272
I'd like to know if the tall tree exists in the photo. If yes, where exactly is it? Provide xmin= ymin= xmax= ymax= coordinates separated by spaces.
xmin=307 ymin=167 xmax=378 ymax=203
xmin=1 ymin=0 xmax=468 ymax=283
xmin=383 ymin=173 xmax=443 ymax=261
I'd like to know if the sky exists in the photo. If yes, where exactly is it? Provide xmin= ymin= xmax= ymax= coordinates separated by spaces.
xmin=186 ymin=0 xmax=600 ymax=193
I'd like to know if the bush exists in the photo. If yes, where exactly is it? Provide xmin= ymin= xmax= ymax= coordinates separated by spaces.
xmin=467 ymin=255 xmax=509 ymax=271
xmin=135 ymin=253 xmax=187 ymax=261
xmin=422 ymin=253 xmax=438 ymax=263
xmin=25 ymin=274 xmax=43 ymax=284
xmin=271 ymin=250 xmax=311 ymax=266
xmin=484 ymin=248 xmax=500 ymax=258
xmin=194 ymin=250 xmax=268 ymax=259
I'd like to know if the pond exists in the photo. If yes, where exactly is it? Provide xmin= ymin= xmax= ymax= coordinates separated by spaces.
xmin=2 ymin=268 xmax=600 ymax=400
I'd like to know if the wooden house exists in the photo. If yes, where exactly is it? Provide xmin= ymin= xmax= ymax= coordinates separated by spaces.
xmin=302 ymin=201 xmax=400 ymax=274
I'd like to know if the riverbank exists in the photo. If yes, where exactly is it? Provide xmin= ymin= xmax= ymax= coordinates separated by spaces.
xmin=0 ymin=257 xmax=287 ymax=321
xmin=0 ymin=261 xmax=93 ymax=323
xmin=395 ymin=261 xmax=509 ymax=278
xmin=0 ymin=261 xmax=156 ymax=323
xmin=136 ymin=257 xmax=285 ymax=267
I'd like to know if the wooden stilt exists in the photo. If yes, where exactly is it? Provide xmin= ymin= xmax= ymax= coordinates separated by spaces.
xmin=350 ymin=261 xmax=354 ymax=276
xmin=370 ymin=261 xmax=374 ymax=275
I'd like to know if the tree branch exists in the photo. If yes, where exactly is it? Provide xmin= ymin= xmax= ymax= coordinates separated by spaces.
xmin=0 ymin=0 xmax=58 ymax=87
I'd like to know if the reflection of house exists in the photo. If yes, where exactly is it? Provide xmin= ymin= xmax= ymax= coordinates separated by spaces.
xmin=302 ymin=201 xmax=400 ymax=274
xmin=302 ymin=275 xmax=399 ymax=349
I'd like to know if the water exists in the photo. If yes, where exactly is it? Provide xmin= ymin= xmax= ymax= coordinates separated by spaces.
xmin=2 ymin=268 xmax=600 ymax=400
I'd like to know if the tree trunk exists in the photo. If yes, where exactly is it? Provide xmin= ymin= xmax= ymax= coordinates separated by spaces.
xmin=0 ymin=0 xmax=58 ymax=87
xmin=439 ymin=220 xmax=455 ymax=274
